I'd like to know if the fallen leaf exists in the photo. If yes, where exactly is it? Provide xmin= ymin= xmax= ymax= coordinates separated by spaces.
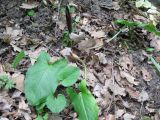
xmin=78 ymin=39 xmax=96 ymax=51
xmin=69 ymin=32 xmax=85 ymax=42
xmin=149 ymin=34 xmax=160 ymax=51
xmin=138 ymin=90 xmax=149 ymax=102
xmin=60 ymin=47 xmax=72 ymax=56
xmin=96 ymin=53 xmax=107 ymax=64
xmin=105 ymin=114 xmax=115 ymax=120
xmin=87 ymin=69 xmax=98 ymax=87
xmin=105 ymin=79 xmax=126 ymax=96
xmin=119 ymin=54 xmax=133 ymax=71
xmin=120 ymin=71 xmax=139 ymax=85
xmin=20 ymin=2 xmax=39 ymax=9
xmin=4 ymin=27 xmax=22 ymax=40
xmin=126 ymin=87 xmax=140 ymax=100
xmin=141 ymin=67 xmax=152 ymax=81
xmin=12 ymin=73 xmax=25 ymax=92
xmin=123 ymin=113 xmax=135 ymax=120
xmin=115 ymin=109 xmax=125 ymax=118
xmin=91 ymin=30 xmax=106 ymax=39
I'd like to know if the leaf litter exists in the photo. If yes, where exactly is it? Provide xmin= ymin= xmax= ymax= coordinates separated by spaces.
xmin=0 ymin=0 xmax=160 ymax=119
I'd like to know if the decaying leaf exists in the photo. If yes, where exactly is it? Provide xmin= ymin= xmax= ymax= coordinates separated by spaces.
xmin=123 ymin=113 xmax=135 ymax=120
xmin=141 ymin=67 xmax=152 ymax=81
xmin=20 ymin=2 xmax=39 ymax=9
xmin=120 ymin=71 xmax=139 ymax=85
xmin=91 ymin=30 xmax=106 ymax=39
xmin=105 ymin=79 xmax=126 ymax=96
xmin=12 ymin=73 xmax=25 ymax=92
xmin=138 ymin=90 xmax=149 ymax=102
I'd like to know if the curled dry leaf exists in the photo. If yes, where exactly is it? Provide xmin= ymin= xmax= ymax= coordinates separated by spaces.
xmin=69 ymin=32 xmax=85 ymax=42
xmin=20 ymin=2 xmax=39 ymax=9
xmin=60 ymin=47 xmax=72 ymax=57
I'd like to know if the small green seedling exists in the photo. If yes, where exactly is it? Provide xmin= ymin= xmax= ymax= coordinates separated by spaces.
xmin=0 ymin=75 xmax=14 ymax=90
xmin=12 ymin=50 xmax=25 ymax=69
xmin=27 ymin=9 xmax=35 ymax=17
xmin=24 ymin=51 xmax=99 ymax=119
xmin=146 ymin=47 xmax=155 ymax=52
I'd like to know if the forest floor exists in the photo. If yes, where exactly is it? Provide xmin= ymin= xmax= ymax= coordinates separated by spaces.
xmin=0 ymin=0 xmax=160 ymax=120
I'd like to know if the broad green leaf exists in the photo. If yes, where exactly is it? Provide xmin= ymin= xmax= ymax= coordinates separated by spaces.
xmin=46 ymin=94 xmax=67 ymax=113
xmin=12 ymin=50 xmax=25 ymax=69
xmin=67 ymin=81 xmax=99 ymax=120
xmin=25 ymin=51 xmax=80 ymax=105
xmin=58 ymin=66 xmax=80 ymax=86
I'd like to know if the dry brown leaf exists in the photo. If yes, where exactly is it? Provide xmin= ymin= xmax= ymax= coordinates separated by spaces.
xmin=96 ymin=53 xmax=107 ymax=64
xmin=115 ymin=109 xmax=125 ymax=118
xmin=119 ymin=54 xmax=133 ymax=71
xmin=0 ymin=91 xmax=13 ymax=112
xmin=126 ymin=87 xmax=140 ymax=100
xmin=60 ymin=47 xmax=72 ymax=57
xmin=105 ymin=79 xmax=126 ymax=96
xmin=120 ymin=71 xmax=139 ymax=85
xmin=138 ymin=90 xmax=149 ymax=102
xmin=105 ymin=114 xmax=115 ymax=120
xmin=12 ymin=73 xmax=25 ymax=92
xmin=91 ymin=30 xmax=106 ymax=39
xmin=87 ymin=69 xmax=98 ymax=87
xmin=4 ymin=27 xmax=22 ymax=40
xmin=78 ymin=39 xmax=96 ymax=51
xmin=149 ymin=34 xmax=160 ymax=51
xmin=69 ymin=32 xmax=85 ymax=42
xmin=141 ymin=67 xmax=152 ymax=81
xmin=123 ymin=113 xmax=135 ymax=120
xmin=20 ymin=2 xmax=39 ymax=9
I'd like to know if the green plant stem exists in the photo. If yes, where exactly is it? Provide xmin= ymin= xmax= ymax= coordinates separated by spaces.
xmin=106 ymin=28 xmax=127 ymax=43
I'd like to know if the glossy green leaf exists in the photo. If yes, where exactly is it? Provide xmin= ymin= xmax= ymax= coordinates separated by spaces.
xmin=25 ymin=51 xmax=80 ymax=106
xmin=12 ymin=50 xmax=25 ymax=69
xmin=58 ymin=66 xmax=80 ymax=87
xmin=46 ymin=94 xmax=67 ymax=113
xmin=67 ymin=80 xmax=99 ymax=120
